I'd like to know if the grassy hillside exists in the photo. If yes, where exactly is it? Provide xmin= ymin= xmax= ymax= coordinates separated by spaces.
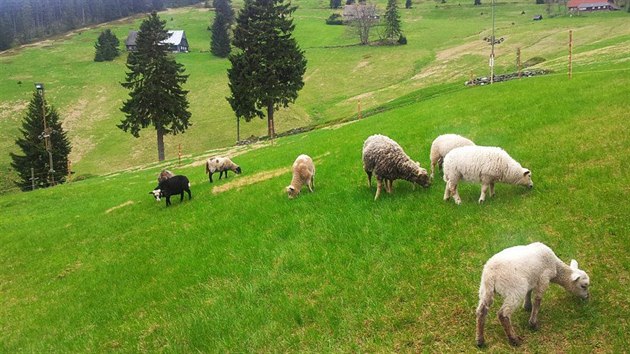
xmin=1 ymin=66 xmax=628 ymax=351
xmin=1 ymin=0 xmax=629 ymax=190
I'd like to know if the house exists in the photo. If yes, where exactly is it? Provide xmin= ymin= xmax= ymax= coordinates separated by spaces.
xmin=343 ymin=3 xmax=379 ymax=23
xmin=567 ymin=0 xmax=620 ymax=11
xmin=125 ymin=30 xmax=189 ymax=53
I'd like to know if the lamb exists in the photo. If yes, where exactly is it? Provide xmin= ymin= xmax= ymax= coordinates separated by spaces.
xmin=475 ymin=242 xmax=590 ymax=347
xmin=429 ymin=134 xmax=476 ymax=180
xmin=157 ymin=169 xmax=174 ymax=183
xmin=205 ymin=157 xmax=242 ymax=183
xmin=150 ymin=175 xmax=192 ymax=207
xmin=362 ymin=134 xmax=430 ymax=201
xmin=286 ymin=154 xmax=315 ymax=199
xmin=442 ymin=145 xmax=533 ymax=205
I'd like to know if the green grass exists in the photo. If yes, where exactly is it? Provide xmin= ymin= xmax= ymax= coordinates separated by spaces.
xmin=1 ymin=65 xmax=629 ymax=351
xmin=1 ymin=0 xmax=629 ymax=190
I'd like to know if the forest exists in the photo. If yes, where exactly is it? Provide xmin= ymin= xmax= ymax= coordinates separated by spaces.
xmin=0 ymin=0 xmax=201 ymax=50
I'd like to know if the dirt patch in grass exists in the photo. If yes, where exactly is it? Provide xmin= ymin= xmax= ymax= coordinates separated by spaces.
xmin=105 ymin=200 xmax=134 ymax=214
xmin=0 ymin=101 xmax=29 ymax=122
xmin=212 ymin=167 xmax=290 ymax=194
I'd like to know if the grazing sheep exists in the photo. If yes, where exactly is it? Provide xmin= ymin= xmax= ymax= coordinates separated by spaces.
xmin=205 ymin=157 xmax=242 ymax=183
xmin=286 ymin=154 xmax=315 ymax=199
xmin=475 ymin=242 xmax=590 ymax=347
xmin=429 ymin=134 xmax=476 ymax=180
xmin=157 ymin=169 xmax=174 ymax=183
xmin=442 ymin=146 xmax=532 ymax=205
xmin=362 ymin=134 xmax=430 ymax=201
xmin=150 ymin=175 xmax=191 ymax=207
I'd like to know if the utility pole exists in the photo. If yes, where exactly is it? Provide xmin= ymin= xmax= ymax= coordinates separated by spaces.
xmin=35 ymin=83 xmax=55 ymax=186
xmin=517 ymin=47 xmax=522 ymax=79
xmin=490 ymin=0 xmax=495 ymax=84
xmin=568 ymin=30 xmax=573 ymax=79
xmin=236 ymin=117 xmax=240 ymax=143
xmin=30 ymin=167 xmax=38 ymax=191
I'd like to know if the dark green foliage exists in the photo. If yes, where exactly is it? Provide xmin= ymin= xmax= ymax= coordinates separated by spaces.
xmin=536 ymin=0 xmax=545 ymax=3
xmin=210 ymin=0 xmax=234 ymax=57
xmin=211 ymin=12 xmax=231 ymax=57
xmin=383 ymin=0 xmax=403 ymax=42
xmin=398 ymin=34 xmax=407 ymax=44
xmin=227 ymin=0 xmax=307 ymax=139
xmin=405 ymin=0 xmax=412 ymax=9
xmin=119 ymin=12 xmax=191 ymax=161
xmin=330 ymin=0 xmax=342 ymax=8
xmin=0 ymin=0 xmax=201 ymax=51
xmin=94 ymin=29 xmax=120 ymax=62
xmin=10 ymin=91 xmax=71 ymax=191
xmin=346 ymin=0 xmax=355 ymax=4
xmin=326 ymin=13 xmax=344 ymax=25
xmin=474 ymin=0 xmax=481 ymax=5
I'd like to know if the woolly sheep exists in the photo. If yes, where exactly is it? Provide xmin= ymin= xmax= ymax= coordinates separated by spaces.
xmin=442 ymin=145 xmax=532 ymax=205
xmin=286 ymin=154 xmax=315 ymax=199
xmin=157 ymin=169 xmax=174 ymax=183
xmin=362 ymin=134 xmax=430 ymax=201
xmin=429 ymin=134 xmax=476 ymax=180
xmin=476 ymin=242 xmax=590 ymax=347
xmin=150 ymin=175 xmax=192 ymax=207
xmin=205 ymin=157 xmax=242 ymax=183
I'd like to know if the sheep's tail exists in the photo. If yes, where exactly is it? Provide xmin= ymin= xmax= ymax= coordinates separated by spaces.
xmin=477 ymin=273 xmax=495 ymax=309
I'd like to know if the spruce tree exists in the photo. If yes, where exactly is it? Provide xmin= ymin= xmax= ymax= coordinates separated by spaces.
xmin=94 ymin=29 xmax=120 ymax=62
xmin=213 ymin=0 xmax=235 ymax=25
xmin=227 ymin=0 xmax=307 ymax=140
xmin=405 ymin=0 xmax=412 ymax=9
xmin=10 ymin=90 xmax=72 ymax=191
xmin=383 ymin=0 xmax=403 ymax=43
xmin=211 ymin=10 xmax=231 ymax=57
xmin=119 ymin=12 xmax=191 ymax=162
xmin=330 ymin=0 xmax=342 ymax=9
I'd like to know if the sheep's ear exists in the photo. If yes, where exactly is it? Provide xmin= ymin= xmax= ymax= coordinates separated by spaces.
xmin=570 ymin=259 xmax=579 ymax=269
xmin=523 ymin=169 xmax=531 ymax=176
xmin=571 ymin=272 xmax=581 ymax=282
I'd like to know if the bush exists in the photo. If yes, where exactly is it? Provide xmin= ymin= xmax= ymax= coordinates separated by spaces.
xmin=326 ymin=13 xmax=343 ymax=25
xmin=398 ymin=35 xmax=407 ymax=45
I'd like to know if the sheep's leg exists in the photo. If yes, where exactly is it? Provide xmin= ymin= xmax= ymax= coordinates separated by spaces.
xmin=430 ymin=159 xmax=436 ymax=180
xmin=528 ymin=285 xmax=548 ymax=330
xmin=180 ymin=192 xmax=184 ymax=202
xmin=386 ymin=179 xmax=393 ymax=193
xmin=498 ymin=302 xmax=522 ymax=346
xmin=524 ymin=290 xmax=533 ymax=312
xmin=450 ymin=181 xmax=462 ymax=205
xmin=165 ymin=196 xmax=171 ymax=206
xmin=375 ymin=178 xmax=383 ymax=201
xmin=443 ymin=181 xmax=451 ymax=201
xmin=479 ymin=183 xmax=488 ymax=204
xmin=308 ymin=177 xmax=314 ymax=192
xmin=476 ymin=301 xmax=489 ymax=347
xmin=209 ymin=173 xmax=214 ymax=183
xmin=186 ymin=188 xmax=192 ymax=200
xmin=366 ymin=171 xmax=372 ymax=188
xmin=490 ymin=182 xmax=495 ymax=197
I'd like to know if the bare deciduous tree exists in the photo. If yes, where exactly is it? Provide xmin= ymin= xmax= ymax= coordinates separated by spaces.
xmin=344 ymin=2 xmax=379 ymax=45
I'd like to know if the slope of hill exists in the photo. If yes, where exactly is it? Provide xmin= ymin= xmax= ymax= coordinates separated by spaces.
xmin=1 ymin=64 xmax=628 ymax=351
xmin=1 ymin=0 xmax=629 ymax=191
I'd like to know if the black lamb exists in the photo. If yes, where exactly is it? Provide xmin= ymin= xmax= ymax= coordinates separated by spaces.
xmin=150 ymin=175 xmax=192 ymax=206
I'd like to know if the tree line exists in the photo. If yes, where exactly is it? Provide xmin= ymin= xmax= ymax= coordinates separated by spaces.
xmin=0 ymin=0 xmax=200 ymax=51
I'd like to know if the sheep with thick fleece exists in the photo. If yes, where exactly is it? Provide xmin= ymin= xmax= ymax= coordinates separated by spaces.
xmin=429 ymin=134 xmax=476 ymax=180
xmin=205 ymin=157 xmax=241 ymax=183
xmin=442 ymin=146 xmax=532 ymax=204
xmin=286 ymin=154 xmax=315 ymax=199
xmin=362 ymin=134 xmax=430 ymax=201
xmin=476 ymin=242 xmax=590 ymax=347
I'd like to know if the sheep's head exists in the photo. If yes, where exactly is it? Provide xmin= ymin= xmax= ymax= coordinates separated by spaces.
xmin=286 ymin=185 xmax=298 ymax=199
xmin=235 ymin=166 xmax=242 ymax=174
xmin=411 ymin=164 xmax=431 ymax=188
xmin=568 ymin=259 xmax=590 ymax=300
xmin=519 ymin=169 xmax=533 ymax=189
xmin=150 ymin=189 xmax=162 ymax=201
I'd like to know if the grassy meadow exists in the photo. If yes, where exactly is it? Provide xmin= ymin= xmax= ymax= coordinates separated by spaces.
xmin=1 ymin=0 xmax=629 ymax=189
xmin=1 ymin=0 xmax=630 ymax=352
xmin=1 ymin=67 xmax=629 ymax=351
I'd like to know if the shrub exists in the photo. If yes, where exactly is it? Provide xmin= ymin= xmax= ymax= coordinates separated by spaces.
xmin=326 ymin=13 xmax=344 ymax=25
xmin=398 ymin=35 xmax=407 ymax=45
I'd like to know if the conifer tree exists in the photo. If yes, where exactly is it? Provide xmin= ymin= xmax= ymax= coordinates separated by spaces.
xmin=94 ymin=29 xmax=121 ymax=62
xmin=227 ymin=0 xmax=307 ymax=140
xmin=211 ymin=10 xmax=231 ymax=57
xmin=405 ymin=0 xmax=412 ymax=9
xmin=10 ymin=90 xmax=71 ymax=191
xmin=213 ymin=0 xmax=235 ymax=24
xmin=383 ymin=0 xmax=403 ymax=42
xmin=119 ymin=12 xmax=191 ymax=162
xmin=330 ymin=0 xmax=342 ymax=8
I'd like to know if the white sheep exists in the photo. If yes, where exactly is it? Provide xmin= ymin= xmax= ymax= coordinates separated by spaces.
xmin=362 ymin=134 xmax=430 ymax=201
xmin=286 ymin=154 xmax=315 ymax=199
xmin=475 ymin=242 xmax=590 ymax=347
xmin=205 ymin=157 xmax=242 ymax=183
xmin=442 ymin=146 xmax=532 ymax=205
xmin=429 ymin=134 xmax=476 ymax=180
xmin=157 ymin=169 xmax=174 ymax=183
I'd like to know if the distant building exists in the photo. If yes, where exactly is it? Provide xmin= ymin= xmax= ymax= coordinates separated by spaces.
xmin=125 ymin=30 xmax=189 ymax=53
xmin=567 ymin=0 xmax=620 ymax=11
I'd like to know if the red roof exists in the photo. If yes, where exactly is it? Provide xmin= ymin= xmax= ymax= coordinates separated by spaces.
xmin=567 ymin=0 xmax=612 ymax=7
